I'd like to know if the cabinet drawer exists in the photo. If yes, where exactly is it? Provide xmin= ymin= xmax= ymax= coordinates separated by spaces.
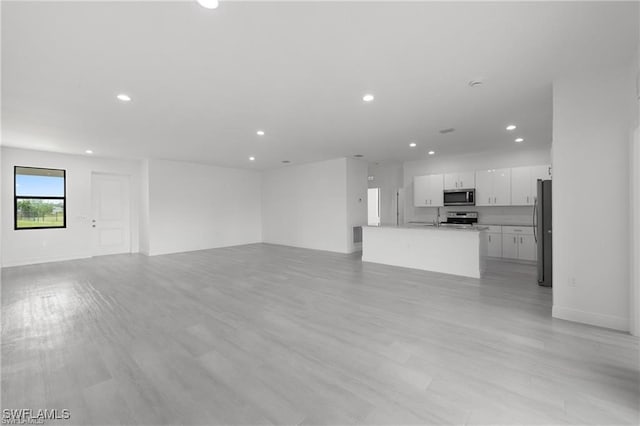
xmin=483 ymin=225 xmax=502 ymax=233
xmin=502 ymin=226 xmax=534 ymax=235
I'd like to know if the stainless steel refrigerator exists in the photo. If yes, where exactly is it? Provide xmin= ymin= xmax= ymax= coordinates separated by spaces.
xmin=534 ymin=179 xmax=552 ymax=287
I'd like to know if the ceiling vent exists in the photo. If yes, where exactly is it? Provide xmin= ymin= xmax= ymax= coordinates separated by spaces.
xmin=439 ymin=128 xmax=456 ymax=134
xmin=468 ymin=79 xmax=483 ymax=87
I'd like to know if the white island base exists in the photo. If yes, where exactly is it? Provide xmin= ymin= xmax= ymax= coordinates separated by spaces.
xmin=362 ymin=226 xmax=488 ymax=278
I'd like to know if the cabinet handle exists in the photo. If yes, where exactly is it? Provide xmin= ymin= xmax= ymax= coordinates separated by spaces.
xmin=494 ymin=197 xmax=497 ymax=204
xmin=488 ymin=235 xmax=491 ymax=242
xmin=548 ymin=166 xmax=552 ymax=176
xmin=527 ymin=196 xmax=529 ymax=203
xmin=488 ymin=197 xmax=491 ymax=204
xmin=520 ymin=237 xmax=523 ymax=244
xmin=513 ymin=236 xmax=516 ymax=243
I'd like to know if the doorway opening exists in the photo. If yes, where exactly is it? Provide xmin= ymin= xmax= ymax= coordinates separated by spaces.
xmin=367 ymin=187 xmax=380 ymax=226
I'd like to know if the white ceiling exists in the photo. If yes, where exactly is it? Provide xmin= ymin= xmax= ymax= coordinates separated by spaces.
xmin=2 ymin=1 xmax=638 ymax=169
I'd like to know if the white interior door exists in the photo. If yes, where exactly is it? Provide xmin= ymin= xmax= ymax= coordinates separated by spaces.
xmin=91 ymin=173 xmax=131 ymax=256
xmin=367 ymin=188 xmax=380 ymax=226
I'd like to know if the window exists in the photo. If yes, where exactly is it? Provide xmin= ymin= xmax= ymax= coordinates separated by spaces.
xmin=14 ymin=166 xmax=66 ymax=230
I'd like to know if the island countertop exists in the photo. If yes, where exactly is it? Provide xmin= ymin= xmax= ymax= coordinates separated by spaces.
xmin=363 ymin=224 xmax=488 ymax=278
xmin=366 ymin=224 xmax=489 ymax=232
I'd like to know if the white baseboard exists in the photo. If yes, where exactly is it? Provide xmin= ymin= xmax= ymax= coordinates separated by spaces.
xmin=2 ymin=254 xmax=92 ymax=268
xmin=552 ymin=305 xmax=629 ymax=332
xmin=147 ymin=240 xmax=263 ymax=256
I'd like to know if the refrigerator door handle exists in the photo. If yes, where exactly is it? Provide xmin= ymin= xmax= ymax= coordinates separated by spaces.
xmin=533 ymin=197 xmax=538 ymax=243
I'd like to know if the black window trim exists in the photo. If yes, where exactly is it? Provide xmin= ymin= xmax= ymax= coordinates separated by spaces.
xmin=14 ymin=165 xmax=67 ymax=231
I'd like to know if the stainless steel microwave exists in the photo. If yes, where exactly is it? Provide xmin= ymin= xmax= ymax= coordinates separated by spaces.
xmin=443 ymin=189 xmax=475 ymax=206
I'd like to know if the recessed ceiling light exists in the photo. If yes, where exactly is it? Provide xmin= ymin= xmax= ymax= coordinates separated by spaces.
xmin=197 ymin=0 xmax=219 ymax=9
xmin=256 ymin=130 xmax=265 ymax=136
xmin=362 ymin=94 xmax=374 ymax=102
xmin=249 ymin=156 xmax=255 ymax=161
xmin=506 ymin=124 xmax=517 ymax=131
xmin=428 ymin=150 xmax=435 ymax=155
xmin=116 ymin=93 xmax=131 ymax=102
xmin=409 ymin=142 xmax=417 ymax=148
xmin=85 ymin=150 xmax=93 ymax=154
xmin=515 ymin=138 xmax=524 ymax=143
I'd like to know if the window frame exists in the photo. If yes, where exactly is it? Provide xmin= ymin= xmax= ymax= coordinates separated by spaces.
xmin=14 ymin=166 xmax=67 ymax=231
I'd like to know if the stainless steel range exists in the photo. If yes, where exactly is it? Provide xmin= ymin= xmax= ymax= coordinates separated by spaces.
xmin=442 ymin=211 xmax=479 ymax=227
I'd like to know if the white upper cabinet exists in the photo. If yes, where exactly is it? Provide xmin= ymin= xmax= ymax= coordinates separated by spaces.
xmin=476 ymin=168 xmax=511 ymax=206
xmin=531 ymin=165 xmax=552 ymax=181
xmin=429 ymin=174 xmax=444 ymax=206
xmin=413 ymin=174 xmax=444 ymax=207
xmin=457 ymin=171 xmax=475 ymax=189
xmin=511 ymin=167 xmax=532 ymax=205
xmin=511 ymin=165 xmax=552 ymax=205
xmin=493 ymin=168 xmax=511 ymax=205
xmin=443 ymin=173 xmax=457 ymax=190
xmin=443 ymin=171 xmax=475 ymax=190
xmin=475 ymin=170 xmax=493 ymax=206
xmin=413 ymin=175 xmax=430 ymax=207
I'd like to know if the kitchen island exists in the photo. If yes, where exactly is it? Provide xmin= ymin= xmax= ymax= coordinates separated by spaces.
xmin=362 ymin=225 xmax=488 ymax=278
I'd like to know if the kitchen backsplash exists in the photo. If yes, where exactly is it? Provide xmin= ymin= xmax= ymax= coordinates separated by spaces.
xmin=407 ymin=205 xmax=534 ymax=226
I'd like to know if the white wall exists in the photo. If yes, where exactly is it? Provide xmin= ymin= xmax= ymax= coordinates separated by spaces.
xmin=368 ymin=162 xmax=403 ymax=226
xmin=631 ymin=19 xmax=640 ymax=336
xmin=346 ymin=158 xmax=368 ymax=252
xmin=145 ymin=159 xmax=262 ymax=256
xmin=1 ymin=147 xmax=141 ymax=267
xmin=403 ymin=148 xmax=551 ymax=224
xmin=139 ymin=159 xmax=150 ymax=255
xmin=552 ymin=64 xmax=636 ymax=332
xmin=262 ymin=157 xmax=358 ymax=253
xmin=632 ymin=127 xmax=640 ymax=336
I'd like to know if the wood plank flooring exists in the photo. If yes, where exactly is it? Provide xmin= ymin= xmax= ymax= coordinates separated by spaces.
xmin=1 ymin=243 xmax=638 ymax=425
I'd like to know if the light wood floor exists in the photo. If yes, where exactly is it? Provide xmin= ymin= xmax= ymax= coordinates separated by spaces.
xmin=2 ymin=243 xmax=639 ymax=425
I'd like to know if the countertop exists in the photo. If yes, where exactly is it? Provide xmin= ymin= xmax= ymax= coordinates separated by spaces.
xmin=481 ymin=223 xmax=533 ymax=227
xmin=366 ymin=224 xmax=488 ymax=232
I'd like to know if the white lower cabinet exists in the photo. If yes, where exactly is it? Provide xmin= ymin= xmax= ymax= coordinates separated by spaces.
xmin=501 ymin=234 xmax=520 ymax=259
xmin=518 ymin=235 xmax=537 ymax=261
xmin=501 ymin=226 xmax=536 ymax=261
xmin=483 ymin=225 xmax=536 ymax=261
xmin=486 ymin=233 xmax=503 ymax=257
